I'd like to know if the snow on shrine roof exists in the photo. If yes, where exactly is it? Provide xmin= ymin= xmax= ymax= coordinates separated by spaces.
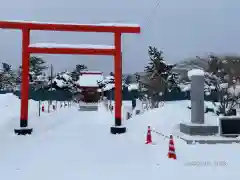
xmin=0 ymin=20 xmax=140 ymax=27
xmin=80 ymin=71 xmax=102 ymax=74
xmin=29 ymin=43 xmax=114 ymax=49
xmin=77 ymin=72 xmax=104 ymax=87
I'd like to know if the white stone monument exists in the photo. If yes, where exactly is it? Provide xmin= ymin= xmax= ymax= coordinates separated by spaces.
xmin=180 ymin=69 xmax=218 ymax=135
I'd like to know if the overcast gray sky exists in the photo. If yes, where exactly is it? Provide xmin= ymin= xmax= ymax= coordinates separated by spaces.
xmin=0 ymin=0 xmax=239 ymax=74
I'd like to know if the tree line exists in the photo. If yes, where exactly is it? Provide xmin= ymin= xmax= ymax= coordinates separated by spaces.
xmin=0 ymin=56 xmax=89 ymax=91
xmin=1 ymin=47 xmax=240 ymax=115
xmin=135 ymin=46 xmax=240 ymax=115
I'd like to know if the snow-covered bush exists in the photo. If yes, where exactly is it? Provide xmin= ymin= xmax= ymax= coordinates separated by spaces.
xmin=204 ymin=55 xmax=240 ymax=115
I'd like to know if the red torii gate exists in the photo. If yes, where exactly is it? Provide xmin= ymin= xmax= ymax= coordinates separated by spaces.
xmin=0 ymin=20 xmax=140 ymax=135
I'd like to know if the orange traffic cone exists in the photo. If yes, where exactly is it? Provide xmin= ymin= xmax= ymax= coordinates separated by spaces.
xmin=145 ymin=126 xmax=152 ymax=144
xmin=168 ymin=135 xmax=176 ymax=160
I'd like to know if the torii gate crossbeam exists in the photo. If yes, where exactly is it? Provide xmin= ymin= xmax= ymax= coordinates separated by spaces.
xmin=0 ymin=20 xmax=140 ymax=135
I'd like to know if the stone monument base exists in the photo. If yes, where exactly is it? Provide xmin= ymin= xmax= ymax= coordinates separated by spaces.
xmin=175 ymin=131 xmax=240 ymax=144
xmin=180 ymin=122 xmax=218 ymax=136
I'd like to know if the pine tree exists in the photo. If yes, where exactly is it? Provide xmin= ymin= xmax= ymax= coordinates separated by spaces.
xmin=18 ymin=56 xmax=48 ymax=82
xmin=108 ymin=72 xmax=114 ymax=76
xmin=143 ymin=47 xmax=181 ymax=107
xmin=29 ymin=56 xmax=48 ymax=77
xmin=145 ymin=46 xmax=175 ymax=81
xmin=71 ymin=64 xmax=88 ymax=81
xmin=2 ymin=62 xmax=11 ymax=73
xmin=76 ymin=64 xmax=87 ymax=72
xmin=71 ymin=71 xmax=79 ymax=81
xmin=134 ymin=73 xmax=140 ymax=82
xmin=144 ymin=46 xmax=177 ymax=90
xmin=0 ymin=62 xmax=17 ymax=90
xmin=167 ymin=72 xmax=181 ymax=92
xmin=124 ymin=75 xmax=131 ymax=85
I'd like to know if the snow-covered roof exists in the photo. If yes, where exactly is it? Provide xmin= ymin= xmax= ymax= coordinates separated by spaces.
xmin=188 ymin=69 xmax=204 ymax=78
xmin=80 ymin=71 xmax=102 ymax=74
xmin=1 ymin=20 xmax=140 ymax=27
xmin=30 ymin=43 xmax=114 ymax=49
xmin=77 ymin=73 xmax=104 ymax=87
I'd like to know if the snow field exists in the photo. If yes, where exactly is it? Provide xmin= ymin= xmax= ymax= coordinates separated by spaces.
xmin=0 ymin=94 xmax=239 ymax=179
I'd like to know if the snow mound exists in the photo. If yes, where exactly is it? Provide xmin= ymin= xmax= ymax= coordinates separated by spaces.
xmin=127 ymin=100 xmax=218 ymax=137
xmin=51 ymin=71 xmax=73 ymax=88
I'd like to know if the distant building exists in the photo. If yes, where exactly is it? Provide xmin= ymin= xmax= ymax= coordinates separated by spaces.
xmin=76 ymin=71 xmax=103 ymax=103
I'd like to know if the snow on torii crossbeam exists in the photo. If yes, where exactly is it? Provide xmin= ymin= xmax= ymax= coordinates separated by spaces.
xmin=0 ymin=20 xmax=140 ymax=135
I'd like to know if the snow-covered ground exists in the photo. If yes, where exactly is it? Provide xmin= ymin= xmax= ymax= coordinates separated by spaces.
xmin=0 ymin=93 xmax=72 ymax=134
xmin=0 ymin=94 xmax=239 ymax=179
